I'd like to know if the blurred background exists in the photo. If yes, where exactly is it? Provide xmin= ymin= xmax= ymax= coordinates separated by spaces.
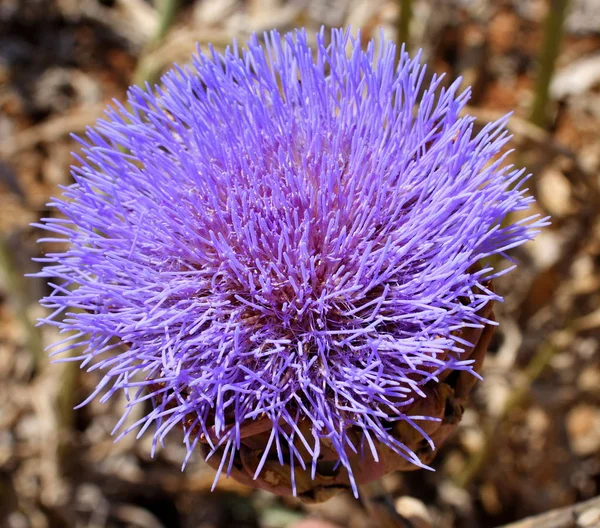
xmin=1 ymin=0 xmax=600 ymax=527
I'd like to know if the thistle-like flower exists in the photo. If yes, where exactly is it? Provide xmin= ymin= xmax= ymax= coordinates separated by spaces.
xmin=37 ymin=28 xmax=543 ymax=502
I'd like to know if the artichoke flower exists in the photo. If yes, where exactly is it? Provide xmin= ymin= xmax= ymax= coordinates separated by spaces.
xmin=37 ymin=29 xmax=544 ymax=502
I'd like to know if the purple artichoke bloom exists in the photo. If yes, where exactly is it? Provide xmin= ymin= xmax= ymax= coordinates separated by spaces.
xmin=36 ymin=28 xmax=544 ymax=499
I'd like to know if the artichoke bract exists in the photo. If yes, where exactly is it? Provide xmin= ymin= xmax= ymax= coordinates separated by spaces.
xmin=36 ymin=28 xmax=544 ymax=501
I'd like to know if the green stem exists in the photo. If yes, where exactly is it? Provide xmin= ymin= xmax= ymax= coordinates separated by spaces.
xmin=529 ymin=0 xmax=570 ymax=128
xmin=133 ymin=0 xmax=181 ymax=87
xmin=0 ymin=236 xmax=44 ymax=373
xmin=455 ymin=340 xmax=559 ymax=489
xmin=153 ymin=0 xmax=179 ymax=44
xmin=397 ymin=0 xmax=413 ymax=51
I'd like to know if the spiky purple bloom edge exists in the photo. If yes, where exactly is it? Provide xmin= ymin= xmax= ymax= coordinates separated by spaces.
xmin=36 ymin=28 xmax=544 ymax=496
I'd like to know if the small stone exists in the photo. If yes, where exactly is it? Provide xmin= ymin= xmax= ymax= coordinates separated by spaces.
xmin=538 ymin=169 xmax=575 ymax=218
xmin=577 ymin=507 xmax=600 ymax=527
xmin=579 ymin=366 xmax=600 ymax=393
xmin=566 ymin=405 xmax=600 ymax=457
xmin=394 ymin=496 xmax=433 ymax=528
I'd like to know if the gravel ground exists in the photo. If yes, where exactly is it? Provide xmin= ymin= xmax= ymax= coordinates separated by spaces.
xmin=1 ymin=1 xmax=599 ymax=527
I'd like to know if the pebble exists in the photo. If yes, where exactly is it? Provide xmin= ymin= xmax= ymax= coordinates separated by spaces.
xmin=566 ymin=405 xmax=600 ymax=457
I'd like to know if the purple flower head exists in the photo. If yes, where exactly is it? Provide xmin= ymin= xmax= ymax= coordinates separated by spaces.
xmin=37 ymin=28 xmax=544 ymax=498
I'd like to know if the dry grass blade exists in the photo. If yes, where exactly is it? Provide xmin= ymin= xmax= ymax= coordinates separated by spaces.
xmin=0 ymin=104 xmax=107 ymax=159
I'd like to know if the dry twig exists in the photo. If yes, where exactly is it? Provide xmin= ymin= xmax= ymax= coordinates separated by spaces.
xmin=0 ymin=104 xmax=107 ymax=159
xmin=497 ymin=495 xmax=600 ymax=528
